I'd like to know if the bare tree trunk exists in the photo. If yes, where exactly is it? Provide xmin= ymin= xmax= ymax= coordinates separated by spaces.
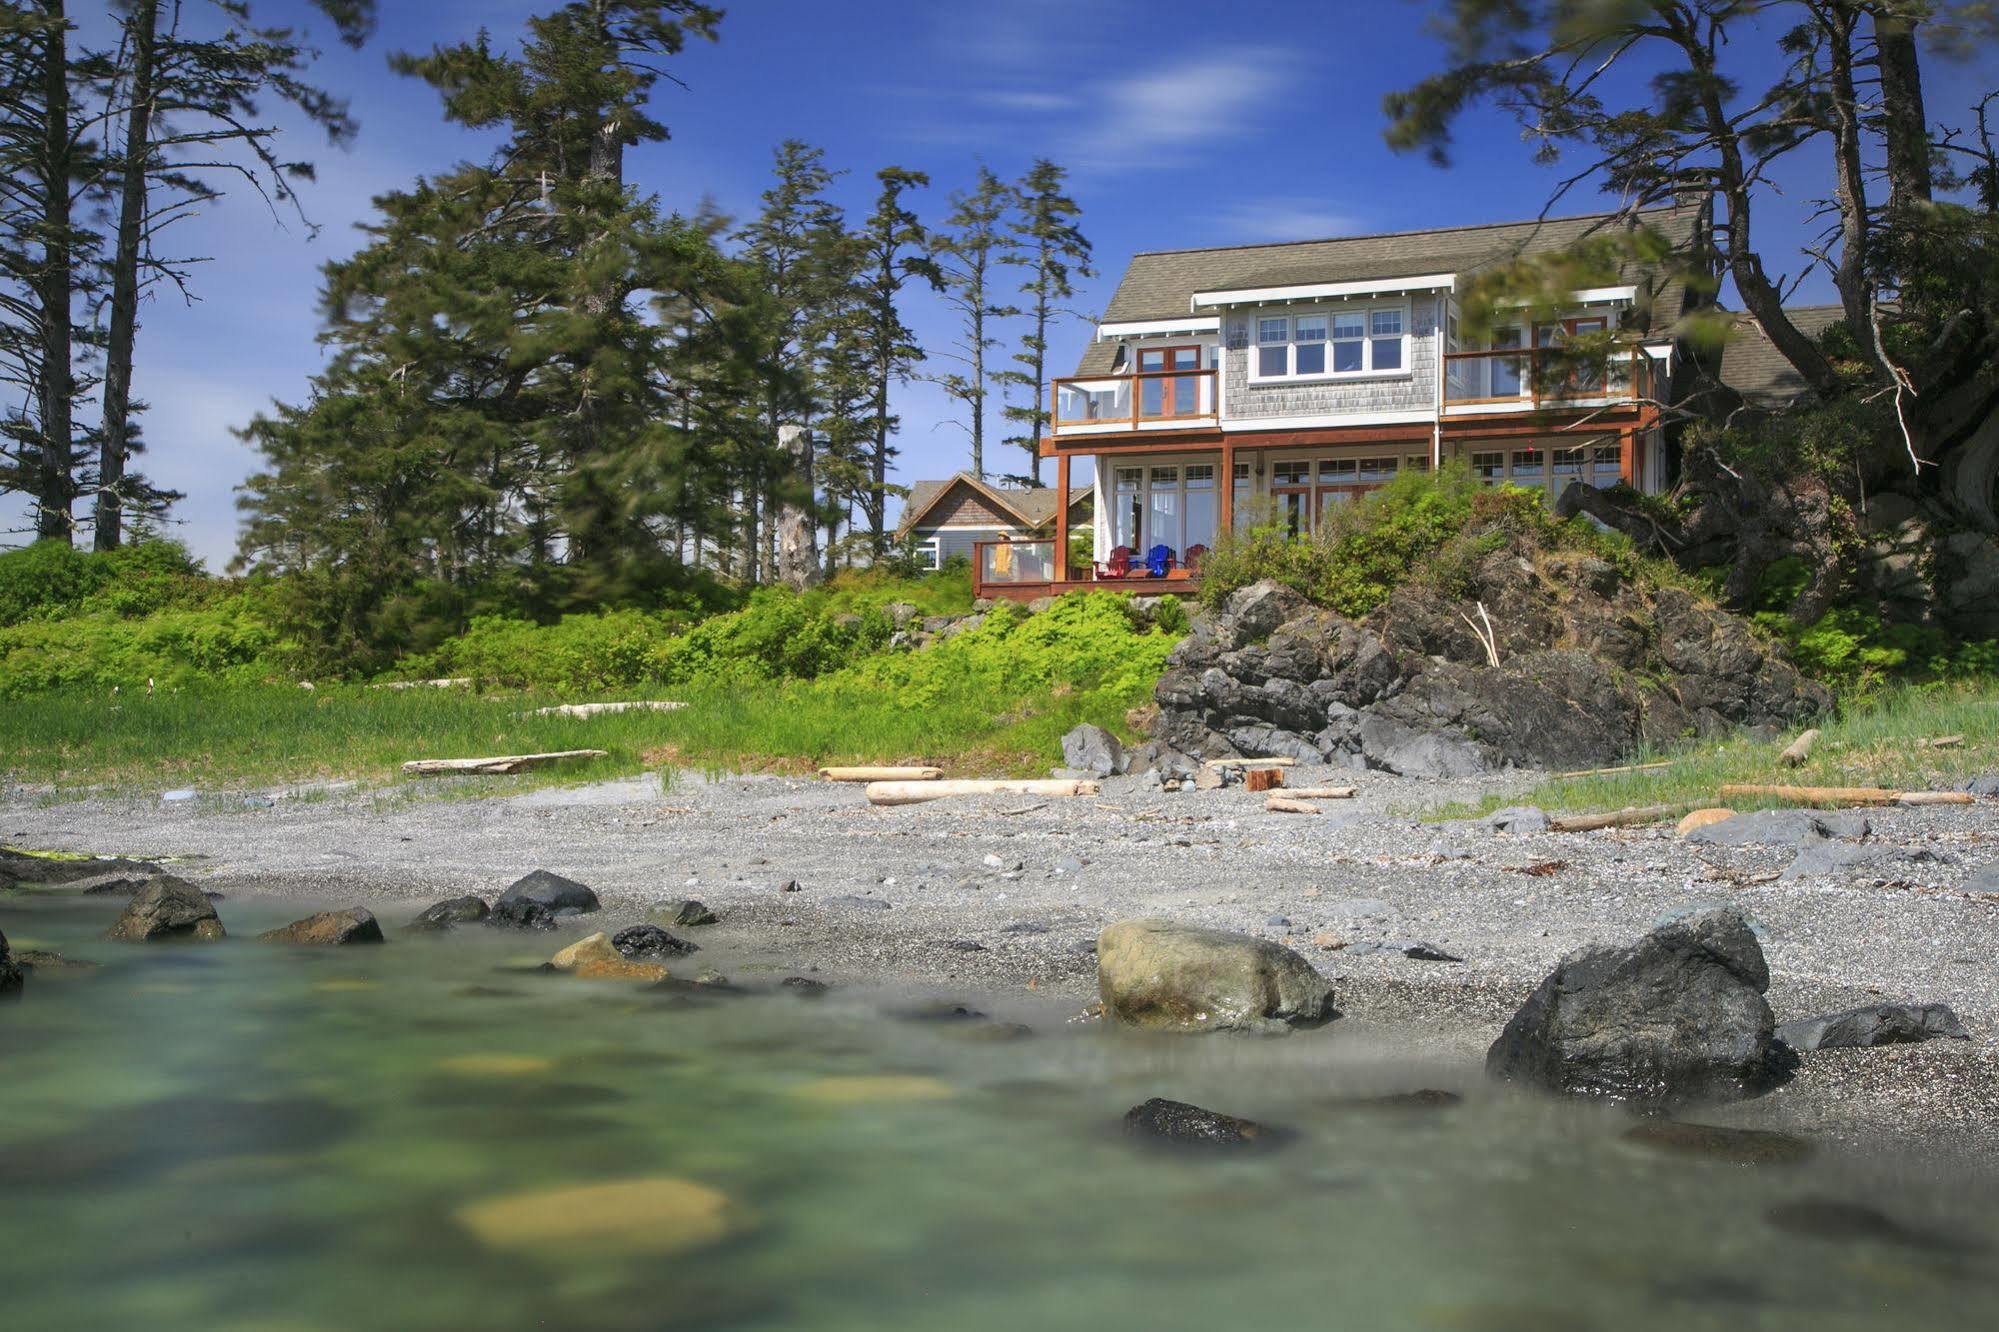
xmin=33 ymin=0 xmax=74 ymax=542
xmin=1872 ymin=8 xmax=1933 ymax=213
xmin=773 ymin=423 xmax=816 ymax=590
xmin=95 ymin=0 xmax=158 ymax=551
xmin=1821 ymin=8 xmax=1875 ymax=341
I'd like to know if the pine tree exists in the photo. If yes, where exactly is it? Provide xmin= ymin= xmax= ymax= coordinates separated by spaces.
xmin=845 ymin=166 xmax=938 ymax=550
xmin=997 ymin=158 xmax=1090 ymax=487
xmin=931 ymin=165 xmax=1016 ymax=481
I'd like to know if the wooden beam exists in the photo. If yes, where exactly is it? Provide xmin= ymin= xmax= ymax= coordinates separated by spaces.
xmin=820 ymin=766 xmax=944 ymax=782
xmin=1219 ymin=435 xmax=1235 ymax=535
xmin=1054 ymin=453 xmax=1072 ymax=582
xmin=403 ymin=750 xmax=607 ymax=776
xmin=864 ymin=778 xmax=1100 ymax=806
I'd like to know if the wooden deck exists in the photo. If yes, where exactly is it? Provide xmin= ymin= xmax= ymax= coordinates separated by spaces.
xmin=978 ymin=573 xmax=1199 ymax=603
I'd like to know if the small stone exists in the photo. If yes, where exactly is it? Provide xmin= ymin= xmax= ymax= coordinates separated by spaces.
xmin=1677 ymin=807 xmax=1738 ymax=836
xmin=1402 ymin=942 xmax=1462 ymax=962
xmin=943 ymin=940 xmax=987 ymax=953
xmin=1265 ymin=914 xmax=1292 ymax=928
xmin=780 ymin=976 xmax=829 ymax=997
xmin=241 ymin=796 xmax=275 ymax=810
xmin=611 ymin=924 xmax=698 ymax=960
xmin=1054 ymin=855 xmax=1086 ymax=875
xmin=1776 ymin=1002 xmax=1968 ymax=1051
xmin=258 ymin=907 xmax=384 ymax=946
xmin=1486 ymin=806 xmax=1550 ymax=835
xmin=780 ymin=879 xmax=802 ymax=893
xmin=823 ymin=895 xmax=891 ymax=912
xmin=1312 ymin=931 xmax=1344 ymax=951
xmin=549 ymin=933 xmax=671 ymax=982
xmin=1122 ymin=1098 xmax=1275 ymax=1149
xmin=999 ymin=921 xmax=1049 ymax=935
xmin=161 ymin=789 xmax=197 ymax=804
xmin=656 ymin=899 xmax=718 ymax=927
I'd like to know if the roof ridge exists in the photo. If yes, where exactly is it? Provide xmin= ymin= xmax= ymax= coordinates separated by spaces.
xmin=1128 ymin=202 xmax=1694 ymax=261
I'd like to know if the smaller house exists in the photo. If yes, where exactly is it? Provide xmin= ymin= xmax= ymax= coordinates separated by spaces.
xmin=895 ymin=472 xmax=1094 ymax=574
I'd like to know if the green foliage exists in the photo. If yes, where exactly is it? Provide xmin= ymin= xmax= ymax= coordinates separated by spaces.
xmin=0 ymin=539 xmax=209 ymax=627
xmin=1197 ymin=463 xmax=1590 ymax=616
xmin=0 ymin=597 xmax=294 ymax=697
xmin=1747 ymin=555 xmax=1998 ymax=696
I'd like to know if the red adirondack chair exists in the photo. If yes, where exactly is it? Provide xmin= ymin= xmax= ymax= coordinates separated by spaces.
xmin=1183 ymin=543 xmax=1209 ymax=573
xmin=1095 ymin=545 xmax=1133 ymax=579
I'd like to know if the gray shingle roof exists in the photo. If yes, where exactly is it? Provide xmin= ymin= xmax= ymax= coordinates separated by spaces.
xmin=1716 ymin=305 xmax=1845 ymax=407
xmin=1074 ymin=202 xmax=1707 ymax=375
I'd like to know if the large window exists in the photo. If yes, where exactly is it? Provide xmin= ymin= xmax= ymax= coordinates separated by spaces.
xmin=1250 ymin=302 xmax=1411 ymax=382
xmin=1109 ymin=460 xmax=1220 ymax=557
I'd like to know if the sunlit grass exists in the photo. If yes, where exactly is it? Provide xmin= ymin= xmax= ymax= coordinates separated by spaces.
xmin=1436 ymin=680 xmax=1999 ymax=819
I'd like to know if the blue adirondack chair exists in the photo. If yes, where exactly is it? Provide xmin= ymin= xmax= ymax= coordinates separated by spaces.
xmin=1144 ymin=544 xmax=1174 ymax=578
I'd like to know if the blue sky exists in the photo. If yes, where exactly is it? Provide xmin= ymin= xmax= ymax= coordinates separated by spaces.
xmin=22 ymin=0 xmax=1997 ymax=566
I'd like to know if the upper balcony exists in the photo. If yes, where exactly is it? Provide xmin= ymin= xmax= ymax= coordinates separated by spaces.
xmin=1444 ymin=344 xmax=1653 ymax=415
xmin=1051 ymin=366 xmax=1218 ymax=438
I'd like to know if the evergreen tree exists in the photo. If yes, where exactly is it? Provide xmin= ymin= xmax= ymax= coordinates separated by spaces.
xmin=997 ymin=158 xmax=1090 ymax=487
xmin=845 ymin=166 xmax=938 ymax=550
xmin=931 ymin=164 xmax=1017 ymax=481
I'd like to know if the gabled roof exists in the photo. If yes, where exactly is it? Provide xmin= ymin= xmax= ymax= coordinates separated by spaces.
xmin=1717 ymin=305 xmax=1845 ymax=407
xmin=895 ymin=472 xmax=1090 ymax=538
xmin=1073 ymin=202 xmax=1708 ymax=375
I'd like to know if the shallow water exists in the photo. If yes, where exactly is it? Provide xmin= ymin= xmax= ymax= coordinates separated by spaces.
xmin=3 ymin=889 xmax=1994 ymax=1331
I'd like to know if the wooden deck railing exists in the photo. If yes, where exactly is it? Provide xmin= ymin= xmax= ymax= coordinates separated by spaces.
xmin=1444 ymin=346 xmax=1649 ymax=408
xmin=1050 ymin=368 xmax=1217 ymax=434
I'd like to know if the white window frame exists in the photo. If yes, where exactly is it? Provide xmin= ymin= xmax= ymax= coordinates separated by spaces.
xmin=916 ymin=536 xmax=942 ymax=571
xmin=1246 ymin=299 xmax=1414 ymax=385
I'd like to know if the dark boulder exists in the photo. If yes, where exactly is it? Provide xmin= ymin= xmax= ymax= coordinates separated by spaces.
xmin=610 ymin=924 xmax=698 ymax=960
xmin=1123 ymin=1098 xmax=1277 ymax=1150
xmin=488 ymin=899 xmax=558 ymax=930
xmin=103 ymin=876 xmax=226 ymax=942
xmin=407 ymin=896 xmax=491 ymax=932
xmin=656 ymin=899 xmax=718 ymax=927
xmin=781 ymin=976 xmax=830 ymax=998
xmin=1776 ymin=1002 xmax=1969 ymax=1052
xmin=1687 ymin=809 xmax=1870 ymax=847
xmin=258 ymin=907 xmax=384 ymax=946
xmin=495 ymin=870 xmax=599 ymax=916
xmin=1486 ymin=906 xmax=1793 ymax=1110
xmin=0 ymin=927 xmax=22 ymax=1000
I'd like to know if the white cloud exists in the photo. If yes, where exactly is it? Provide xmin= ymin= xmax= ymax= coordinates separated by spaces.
xmin=975 ymin=88 xmax=1080 ymax=114
xmin=1212 ymin=198 xmax=1365 ymax=243
xmin=1068 ymin=47 xmax=1302 ymax=171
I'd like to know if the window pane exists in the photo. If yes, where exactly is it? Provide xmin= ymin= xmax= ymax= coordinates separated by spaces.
xmin=1371 ymin=308 xmax=1403 ymax=336
xmin=1258 ymin=345 xmax=1287 ymax=376
xmin=1295 ymin=342 xmax=1326 ymax=375
xmin=1184 ymin=489 xmax=1217 ymax=548
xmin=1332 ymin=313 xmax=1365 ymax=339
xmin=1115 ymin=468 xmax=1142 ymax=488
xmin=1150 ymin=466 xmax=1180 ymax=485
xmin=1273 ymin=461 xmax=1308 ymax=484
xmin=1511 ymin=449 xmax=1546 ymax=478
xmin=1471 ymin=451 xmax=1503 ymax=480
xmin=1358 ymin=456 xmax=1398 ymax=482
xmin=1317 ymin=458 xmax=1356 ymax=480
xmin=1333 ymin=339 xmax=1363 ymax=372
xmin=1372 ymin=337 xmax=1402 ymax=370
xmin=1146 ymin=485 xmax=1179 ymax=550
xmin=1232 ymin=461 xmax=1251 ymax=480
xmin=1258 ymin=317 xmax=1288 ymax=343
xmin=1183 ymin=464 xmax=1215 ymax=486
xmin=1294 ymin=315 xmax=1328 ymax=341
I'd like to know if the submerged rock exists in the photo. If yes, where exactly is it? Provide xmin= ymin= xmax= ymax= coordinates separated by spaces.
xmin=1096 ymin=918 xmax=1337 ymax=1034
xmin=1764 ymin=1199 xmax=1972 ymax=1251
xmin=780 ymin=976 xmax=829 ymax=998
xmin=495 ymin=870 xmax=599 ymax=921
xmin=1486 ymin=906 xmax=1792 ymax=1110
xmin=1776 ymin=1002 xmax=1969 ymax=1052
xmin=259 ymin=907 xmax=384 ymax=946
xmin=407 ymin=896 xmax=490 ymax=932
xmin=1622 ymin=1120 xmax=1814 ymax=1165
xmin=1123 ymin=1098 xmax=1275 ymax=1149
xmin=549 ymin=932 xmax=670 ymax=982
xmin=610 ymin=924 xmax=698 ymax=960
xmin=13 ymin=948 xmax=99 ymax=977
xmin=103 ymin=877 xmax=225 ymax=942
xmin=455 ymin=1176 xmax=743 ymax=1258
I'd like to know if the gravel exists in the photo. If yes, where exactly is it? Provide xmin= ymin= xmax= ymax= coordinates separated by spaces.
xmin=9 ymin=762 xmax=1999 ymax=1157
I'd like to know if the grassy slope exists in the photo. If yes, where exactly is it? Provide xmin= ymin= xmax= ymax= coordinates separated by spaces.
xmin=1439 ymin=681 xmax=1999 ymax=818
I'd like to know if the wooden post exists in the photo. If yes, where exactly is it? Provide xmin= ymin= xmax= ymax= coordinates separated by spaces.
xmin=1054 ymin=453 xmax=1072 ymax=585
xmin=1219 ymin=438 xmax=1235 ymax=535
xmin=1619 ymin=426 xmax=1636 ymax=487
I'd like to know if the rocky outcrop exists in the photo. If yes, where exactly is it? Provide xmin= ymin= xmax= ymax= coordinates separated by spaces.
xmin=1096 ymin=918 xmax=1337 ymax=1034
xmin=103 ymin=877 xmax=225 ymax=942
xmin=0 ymin=848 xmax=164 ymax=889
xmin=1486 ymin=906 xmax=1793 ymax=1110
xmin=1152 ymin=545 xmax=1830 ymax=776
xmin=259 ymin=907 xmax=384 ymax=946
xmin=1777 ymin=1002 xmax=1969 ymax=1052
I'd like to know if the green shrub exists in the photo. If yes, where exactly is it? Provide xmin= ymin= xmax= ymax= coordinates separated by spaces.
xmin=0 ymin=539 xmax=208 ymax=627
xmin=0 ymin=596 xmax=295 ymax=697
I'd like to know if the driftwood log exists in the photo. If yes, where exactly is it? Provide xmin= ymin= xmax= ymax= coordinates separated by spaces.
xmin=1778 ymin=728 xmax=1821 ymax=767
xmin=864 ymin=779 xmax=1099 ymax=807
xmin=1265 ymin=795 xmax=1321 ymax=814
xmin=1203 ymin=757 xmax=1297 ymax=769
xmin=820 ymin=766 xmax=944 ymax=783
xmin=1551 ymin=760 xmax=1676 ymax=780
xmin=402 ymin=749 xmax=607 ymax=776
xmin=1548 ymin=804 xmax=1689 ymax=833
xmin=1717 ymin=783 xmax=1975 ymax=807
xmin=1287 ymin=786 xmax=1357 ymax=800
xmin=371 ymin=677 xmax=472 ymax=690
xmin=527 ymin=701 xmax=686 ymax=719
xmin=1897 ymin=791 xmax=1978 ymax=806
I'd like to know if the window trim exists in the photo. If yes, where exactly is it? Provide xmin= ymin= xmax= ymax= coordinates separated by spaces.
xmin=1246 ymin=299 xmax=1415 ymax=385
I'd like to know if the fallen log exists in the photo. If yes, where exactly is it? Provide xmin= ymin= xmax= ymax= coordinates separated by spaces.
xmin=1265 ymin=795 xmax=1321 ymax=814
xmin=402 ymin=749 xmax=607 ymax=776
xmin=1778 ymin=728 xmax=1821 ymax=767
xmin=819 ymin=765 xmax=944 ymax=783
xmin=527 ymin=701 xmax=686 ymax=719
xmin=371 ymin=677 xmax=472 ymax=690
xmin=1718 ymin=783 xmax=1902 ymax=806
xmin=1202 ymin=756 xmax=1297 ymax=769
xmin=1918 ymin=734 xmax=1965 ymax=749
xmin=1287 ymin=786 xmax=1357 ymax=800
xmin=1548 ymin=804 xmax=1689 ymax=833
xmin=1551 ymin=760 xmax=1676 ymax=780
xmin=864 ymin=779 xmax=1099 ymax=807
xmin=1898 ymin=791 xmax=1977 ymax=806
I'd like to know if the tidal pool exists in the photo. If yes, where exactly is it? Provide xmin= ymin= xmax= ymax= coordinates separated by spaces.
xmin=2 ymin=889 xmax=1993 ymax=1331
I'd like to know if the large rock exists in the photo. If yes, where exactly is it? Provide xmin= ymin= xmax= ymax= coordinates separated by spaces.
xmin=1123 ymin=1098 xmax=1275 ymax=1149
xmin=493 ymin=870 xmax=599 ymax=926
xmin=0 ymin=927 xmax=22 ymax=1000
xmin=1777 ymin=1002 xmax=1969 ymax=1052
xmin=103 ymin=876 xmax=225 ymax=942
xmin=550 ymin=932 xmax=670 ymax=982
xmin=1686 ymin=808 xmax=1870 ymax=847
xmin=610 ymin=924 xmax=698 ymax=960
xmin=1096 ymin=918 xmax=1337 ymax=1033
xmin=1153 ymin=546 xmax=1830 ymax=773
xmin=1060 ymin=723 xmax=1128 ymax=776
xmin=258 ymin=907 xmax=384 ymax=945
xmin=1486 ymin=906 xmax=1791 ymax=1110
xmin=407 ymin=895 xmax=491 ymax=932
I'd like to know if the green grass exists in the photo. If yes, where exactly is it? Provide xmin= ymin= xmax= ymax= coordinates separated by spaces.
xmin=1437 ymin=680 xmax=1999 ymax=819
